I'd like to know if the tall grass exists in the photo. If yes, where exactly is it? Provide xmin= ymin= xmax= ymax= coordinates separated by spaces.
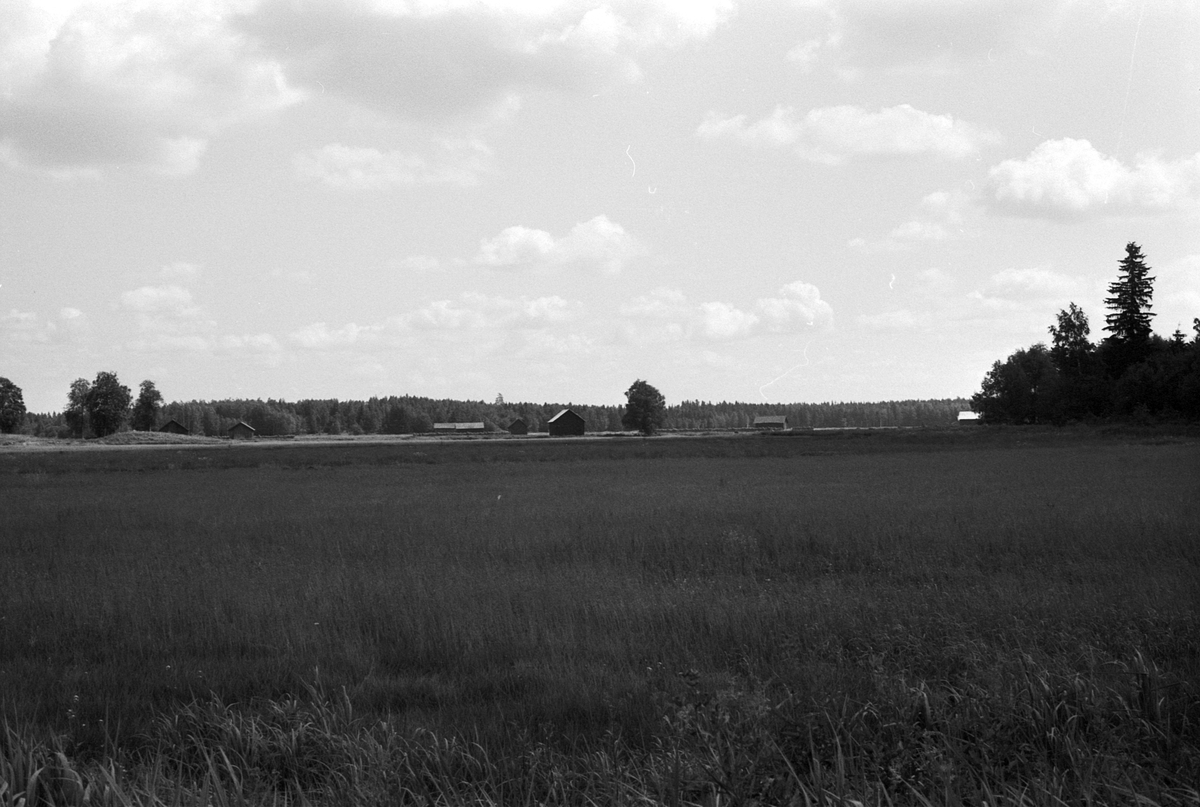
xmin=2 ymin=432 xmax=1198 ymax=803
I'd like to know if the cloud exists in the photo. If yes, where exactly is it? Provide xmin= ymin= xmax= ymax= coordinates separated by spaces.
xmin=0 ymin=0 xmax=300 ymax=176
xmin=850 ymin=190 xmax=974 ymax=252
xmin=120 ymin=285 xmax=198 ymax=315
xmin=295 ymin=140 xmax=492 ymax=188
xmin=289 ymin=322 xmax=379 ymax=349
xmin=620 ymin=281 xmax=834 ymax=342
xmin=988 ymin=139 xmax=1200 ymax=216
xmin=235 ymin=0 xmax=732 ymax=122
xmin=700 ymin=302 xmax=758 ymax=339
xmin=218 ymin=333 xmax=282 ymax=353
xmin=402 ymin=293 xmax=581 ymax=331
xmin=698 ymin=104 xmax=999 ymax=164
xmin=1 ymin=307 xmax=90 ymax=346
xmin=475 ymin=226 xmax=557 ymax=268
xmin=857 ymin=263 xmax=1097 ymax=337
xmin=830 ymin=0 xmax=1047 ymax=66
xmin=979 ymin=267 xmax=1082 ymax=301
xmin=619 ymin=287 xmax=690 ymax=318
xmin=474 ymin=215 xmax=641 ymax=273
xmin=757 ymin=281 xmax=835 ymax=331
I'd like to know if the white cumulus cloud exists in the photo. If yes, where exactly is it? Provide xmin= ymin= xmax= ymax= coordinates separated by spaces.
xmin=619 ymin=281 xmax=833 ymax=343
xmin=989 ymin=139 xmax=1200 ymax=216
xmin=757 ymin=281 xmax=835 ymax=331
xmin=0 ymin=0 xmax=300 ymax=176
xmin=474 ymin=215 xmax=641 ymax=273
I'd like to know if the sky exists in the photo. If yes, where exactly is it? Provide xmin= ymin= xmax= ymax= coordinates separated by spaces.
xmin=2 ymin=0 xmax=1199 ymax=414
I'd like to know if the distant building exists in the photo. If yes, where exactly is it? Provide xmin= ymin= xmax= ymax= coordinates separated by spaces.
xmin=753 ymin=415 xmax=789 ymax=430
xmin=957 ymin=411 xmax=982 ymax=425
xmin=158 ymin=419 xmax=189 ymax=435
xmin=547 ymin=409 xmax=585 ymax=437
xmin=228 ymin=421 xmax=257 ymax=440
xmin=433 ymin=422 xmax=486 ymax=433
xmin=507 ymin=418 xmax=529 ymax=435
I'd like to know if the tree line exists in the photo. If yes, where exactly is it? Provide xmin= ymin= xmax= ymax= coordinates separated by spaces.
xmin=972 ymin=242 xmax=1200 ymax=424
xmin=2 ymin=377 xmax=970 ymax=438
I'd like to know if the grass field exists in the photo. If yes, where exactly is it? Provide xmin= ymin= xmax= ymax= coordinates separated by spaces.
xmin=2 ymin=428 xmax=1199 ymax=805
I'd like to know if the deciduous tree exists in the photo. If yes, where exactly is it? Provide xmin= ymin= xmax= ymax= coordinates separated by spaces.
xmin=85 ymin=371 xmax=132 ymax=437
xmin=971 ymin=345 xmax=1061 ymax=424
xmin=65 ymin=378 xmax=90 ymax=438
xmin=131 ymin=380 xmax=164 ymax=431
xmin=1048 ymin=303 xmax=1092 ymax=376
xmin=0 ymin=377 xmax=26 ymax=433
xmin=622 ymin=379 xmax=666 ymax=435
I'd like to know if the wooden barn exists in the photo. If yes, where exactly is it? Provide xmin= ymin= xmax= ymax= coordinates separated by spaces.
xmin=433 ymin=422 xmax=486 ymax=433
xmin=957 ymin=410 xmax=982 ymax=425
xmin=158 ymin=419 xmax=189 ymax=435
xmin=753 ymin=415 xmax=789 ymax=430
xmin=547 ymin=409 xmax=585 ymax=437
xmin=506 ymin=418 xmax=529 ymax=435
xmin=228 ymin=421 xmax=257 ymax=440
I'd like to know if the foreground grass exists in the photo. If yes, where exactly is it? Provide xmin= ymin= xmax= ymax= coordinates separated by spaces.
xmin=2 ymin=430 xmax=1198 ymax=804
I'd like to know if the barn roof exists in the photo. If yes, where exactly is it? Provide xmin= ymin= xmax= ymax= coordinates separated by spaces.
xmin=956 ymin=411 xmax=981 ymax=422
xmin=229 ymin=421 xmax=256 ymax=432
xmin=548 ymin=408 xmax=582 ymax=422
xmin=433 ymin=422 xmax=486 ymax=431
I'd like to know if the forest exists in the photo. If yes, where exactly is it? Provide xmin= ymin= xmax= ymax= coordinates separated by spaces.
xmin=10 ymin=391 xmax=970 ymax=438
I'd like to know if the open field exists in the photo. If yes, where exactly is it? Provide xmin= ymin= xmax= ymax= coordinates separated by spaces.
xmin=2 ymin=428 xmax=1199 ymax=805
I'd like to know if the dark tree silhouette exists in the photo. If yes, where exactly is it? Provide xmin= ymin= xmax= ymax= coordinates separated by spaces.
xmin=1048 ymin=303 xmax=1092 ymax=376
xmin=971 ymin=345 xmax=1061 ymax=424
xmin=85 ymin=371 xmax=132 ymax=437
xmin=0 ymin=377 xmax=26 ymax=434
xmin=65 ymin=378 xmax=90 ymax=438
xmin=131 ymin=380 xmax=164 ymax=431
xmin=622 ymin=379 xmax=666 ymax=435
xmin=1104 ymin=242 xmax=1156 ymax=372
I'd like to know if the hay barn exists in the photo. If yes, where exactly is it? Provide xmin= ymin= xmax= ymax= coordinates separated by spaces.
xmin=507 ymin=418 xmax=529 ymax=435
xmin=957 ymin=411 xmax=982 ymax=425
xmin=547 ymin=409 xmax=585 ymax=437
xmin=228 ymin=421 xmax=257 ymax=440
xmin=158 ymin=419 xmax=189 ymax=435
xmin=753 ymin=415 xmax=789 ymax=430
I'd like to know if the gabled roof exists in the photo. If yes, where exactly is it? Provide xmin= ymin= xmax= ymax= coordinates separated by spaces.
xmin=548 ymin=408 xmax=582 ymax=422
xmin=956 ymin=411 xmax=981 ymax=422
xmin=229 ymin=420 xmax=256 ymax=432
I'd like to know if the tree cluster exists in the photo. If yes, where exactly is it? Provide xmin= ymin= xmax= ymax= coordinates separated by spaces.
xmin=18 ymin=387 xmax=972 ymax=439
xmin=973 ymin=243 xmax=1200 ymax=424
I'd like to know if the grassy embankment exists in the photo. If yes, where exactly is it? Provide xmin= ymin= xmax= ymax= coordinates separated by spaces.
xmin=2 ymin=428 xmax=1198 ymax=805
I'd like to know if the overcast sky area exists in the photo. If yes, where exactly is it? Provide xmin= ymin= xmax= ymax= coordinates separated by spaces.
xmin=2 ymin=0 xmax=1199 ymax=413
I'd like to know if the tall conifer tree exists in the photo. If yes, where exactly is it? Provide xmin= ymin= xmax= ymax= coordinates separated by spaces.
xmin=1104 ymin=242 xmax=1155 ymax=345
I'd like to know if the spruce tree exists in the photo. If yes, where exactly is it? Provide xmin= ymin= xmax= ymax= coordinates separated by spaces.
xmin=1104 ymin=242 xmax=1155 ymax=346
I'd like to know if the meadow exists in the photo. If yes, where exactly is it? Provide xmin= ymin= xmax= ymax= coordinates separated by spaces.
xmin=1 ymin=428 xmax=1198 ymax=805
